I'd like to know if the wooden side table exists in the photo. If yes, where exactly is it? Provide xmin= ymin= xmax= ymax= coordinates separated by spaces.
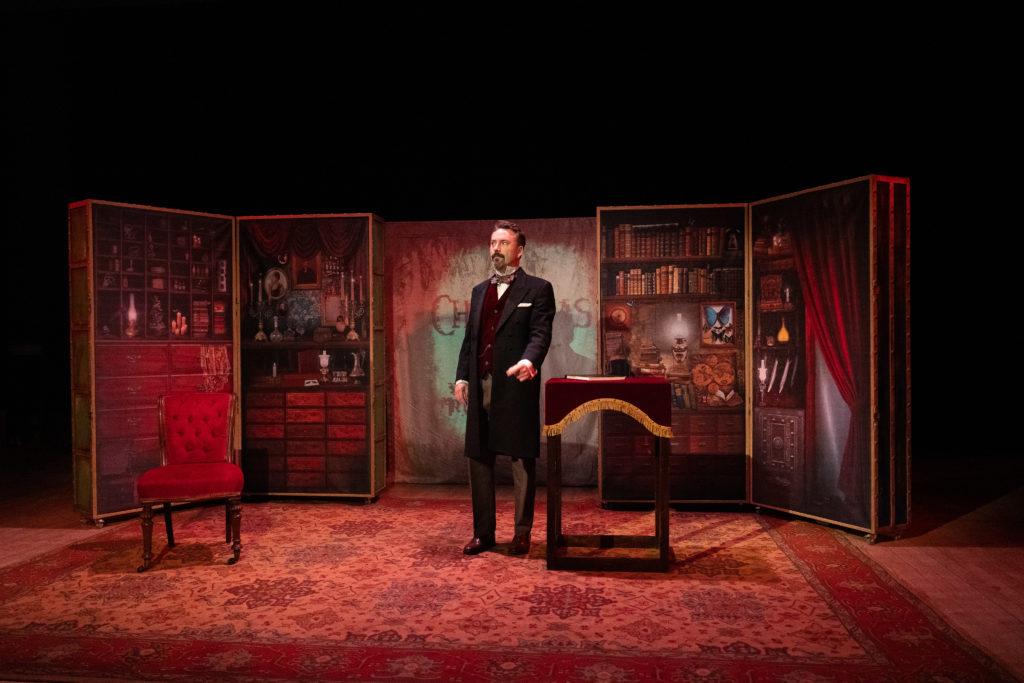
xmin=544 ymin=377 xmax=673 ymax=571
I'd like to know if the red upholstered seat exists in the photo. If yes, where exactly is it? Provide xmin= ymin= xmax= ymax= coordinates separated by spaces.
xmin=138 ymin=462 xmax=244 ymax=500
xmin=135 ymin=392 xmax=242 ymax=572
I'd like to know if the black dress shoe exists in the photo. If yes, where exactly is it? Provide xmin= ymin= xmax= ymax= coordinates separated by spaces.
xmin=509 ymin=534 xmax=531 ymax=555
xmin=463 ymin=536 xmax=495 ymax=555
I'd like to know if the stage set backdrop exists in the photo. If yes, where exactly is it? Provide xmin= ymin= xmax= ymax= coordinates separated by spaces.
xmin=385 ymin=218 xmax=598 ymax=486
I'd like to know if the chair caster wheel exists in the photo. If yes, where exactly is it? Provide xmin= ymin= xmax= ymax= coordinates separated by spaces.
xmin=137 ymin=565 xmax=148 ymax=573
xmin=227 ymin=557 xmax=239 ymax=565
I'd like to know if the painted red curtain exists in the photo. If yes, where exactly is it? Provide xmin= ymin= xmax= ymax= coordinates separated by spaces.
xmin=791 ymin=186 xmax=870 ymax=510
xmin=246 ymin=218 xmax=364 ymax=261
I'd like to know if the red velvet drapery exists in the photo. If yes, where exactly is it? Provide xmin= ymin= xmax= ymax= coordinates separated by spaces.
xmin=791 ymin=186 xmax=870 ymax=511
xmin=244 ymin=218 xmax=365 ymax=262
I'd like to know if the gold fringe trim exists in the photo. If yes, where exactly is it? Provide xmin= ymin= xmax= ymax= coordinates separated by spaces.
xmin=543 ymin=398 xmax=672 ymax=437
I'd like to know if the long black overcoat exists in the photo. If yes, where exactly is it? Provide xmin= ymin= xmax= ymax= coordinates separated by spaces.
xmin=456 ymin=270 xmax=555 ymax=461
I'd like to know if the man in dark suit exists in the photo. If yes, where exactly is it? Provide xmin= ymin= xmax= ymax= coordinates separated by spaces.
xmin=455 ymin=220 xmax=555 ymax=556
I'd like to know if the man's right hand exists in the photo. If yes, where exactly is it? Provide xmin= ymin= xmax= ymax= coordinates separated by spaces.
xmin=454 ymin=382 xmax=469 ymax=407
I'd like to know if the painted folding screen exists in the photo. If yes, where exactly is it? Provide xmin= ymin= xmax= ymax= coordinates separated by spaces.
xmin=750 ymin=177 xmax=910 ymax=534
xmin=385 ymin=218 xmax=599 ymax=485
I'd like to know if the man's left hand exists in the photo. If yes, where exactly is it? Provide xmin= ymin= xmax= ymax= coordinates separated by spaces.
xmin=506 ymin=360 xmax=537 ymax=382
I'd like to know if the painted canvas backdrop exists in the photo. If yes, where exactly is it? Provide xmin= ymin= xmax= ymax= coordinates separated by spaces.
xmin=386 ymin=218 xmax=598 ymax=485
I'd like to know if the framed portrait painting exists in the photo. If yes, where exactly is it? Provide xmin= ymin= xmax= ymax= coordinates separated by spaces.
xmin=293 ymin=254 xmax=321 ymax=290
xmin=263 ymin=267 xmax=289 ymax=302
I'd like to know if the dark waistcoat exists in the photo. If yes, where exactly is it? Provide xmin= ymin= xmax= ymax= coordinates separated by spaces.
xmin=476 ymin=282 xmax=509 ymax=377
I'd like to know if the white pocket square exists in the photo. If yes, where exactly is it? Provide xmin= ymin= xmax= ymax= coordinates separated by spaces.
xmin=517 ymin=302 xmax=532 ymax=308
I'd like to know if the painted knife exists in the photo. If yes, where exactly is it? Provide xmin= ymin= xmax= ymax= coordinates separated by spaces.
xmin=767 ymin=358 xmax=779 ymax=393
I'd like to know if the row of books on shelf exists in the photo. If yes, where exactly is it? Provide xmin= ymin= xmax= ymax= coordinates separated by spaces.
xmin=609 ymin=267 xmax=743 ymax=296
xmin=190 ymin=300 xmax=229 ymax=337
xmin=607 ymin=223 xmax=741 ymax=258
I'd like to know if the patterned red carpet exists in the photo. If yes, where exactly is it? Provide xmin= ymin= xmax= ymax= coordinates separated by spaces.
xmin=0 ymin=494 xmax=1014 ymax=682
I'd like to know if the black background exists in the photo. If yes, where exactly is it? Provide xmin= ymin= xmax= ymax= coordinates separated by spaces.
xmin=2 ymin=1 xmax=1018 ymax=462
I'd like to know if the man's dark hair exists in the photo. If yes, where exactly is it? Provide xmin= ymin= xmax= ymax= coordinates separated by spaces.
xmin=493 ymin=220 xmax=526 ymax=248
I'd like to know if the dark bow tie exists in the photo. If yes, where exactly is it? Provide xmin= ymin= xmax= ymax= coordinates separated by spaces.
xmin=490 ymin=271 xmax=516 ymax=285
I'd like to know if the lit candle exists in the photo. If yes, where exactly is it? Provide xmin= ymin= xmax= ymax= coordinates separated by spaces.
xmin=350 ymin=273 xmax=355 ymax=302
xmin=357 ymin=275 xmax=363 ymax=302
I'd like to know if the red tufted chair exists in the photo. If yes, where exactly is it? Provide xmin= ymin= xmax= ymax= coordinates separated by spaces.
xmin=136 ymin=392 xmax=242 ymax=572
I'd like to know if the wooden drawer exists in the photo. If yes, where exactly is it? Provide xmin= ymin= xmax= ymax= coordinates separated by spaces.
xmin=245 ymin=439 xmax=286 ymax=456
xmin=327 ymin=440 xmax=366 ymax=455
xmin=96 ymin=437 xmax=160 ymax=476
xmin=287 ymin=423 xmax=326 ymax=439
xmin=287 ymin=472 xmax=325 ymax=488
xmin=672 ymin=412 xmax=744 ymax=435
xmin=688 ymin=414 xmax=720 ymax=434
xmin=327 ymin=391 xmax=366 ymax=407
xmin=327 ymin=453 xmax=367 ymax=473
xmin=287 ymin=392 xmax=325 ymax=407
xmin=288 ymin=456 xmax=325 ymax=472
xmin=169 ymin=343 xmax=232 ymax=373
xmin=603 ymin=412 xmax=644 ymax=432
xmin=328 ymin=424 xmax=366 ymax=440
xmin=603 ymin=434 xmax=654 ymax=456
xmin=247 ymin=392 xmax=284 ymax=407
xmin=247 ymin=407 xmax=285 ymax=423
xmin=95 ymin=344 xmax=169 ymax=377
xmin=287 ymin=408 xmax=325 ymax=424
xmin=717 ymin=434 xmax=744 ymax=452
xmin=95 ymin=376 xmax=168 ymax=410
xmin=246 ymin=423 xmax=285 ymax=439
xmin=328 ymin=408 xmax=366 ymax=424
xmin=602 ymin=456 xmax=654 ymax=475
xmin=96 ymin=474 xmax=139 ymax=515
xmin=327 ymin=470 xmax=369 ymax=491
xmin=287 ymin=440 xmax=326 ymax=455
xmin=170 ymin=374 xmax=233 ymax=393
xmin=717 ymin=414 xmax=744 ymax=434
xmin=97 ymin=408 xmax=159 ymax=439
xmin=689 ymin=435 xmax=719 ymax=454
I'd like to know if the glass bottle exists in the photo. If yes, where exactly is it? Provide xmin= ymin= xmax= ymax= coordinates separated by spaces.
xmin=777 ymin=316 xmax=790 ymax=344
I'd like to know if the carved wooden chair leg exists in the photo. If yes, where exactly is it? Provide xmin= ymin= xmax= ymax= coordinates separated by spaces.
xmin=163 ymin=502 xmax=175 ymax=547
xmin=138 ymin=503 xmax=154 ymax=572
xmin=227 ymin=497 xmax=242 ymax=565
xmin=225 ymin=501 xmax=231 ymax=543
